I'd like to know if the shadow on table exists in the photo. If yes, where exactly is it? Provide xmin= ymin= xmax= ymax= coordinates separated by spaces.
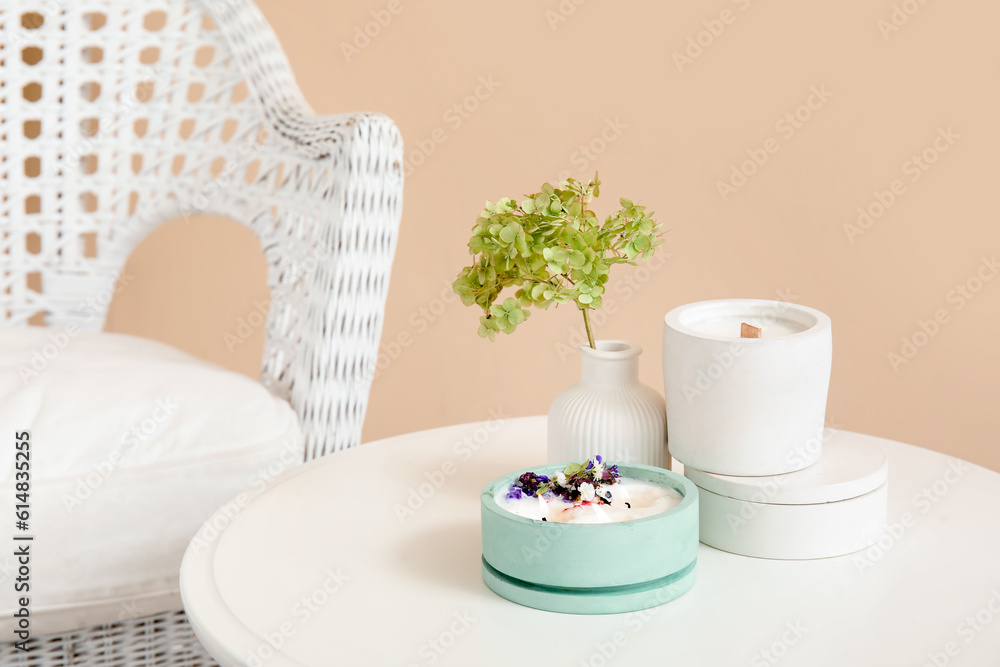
xmin=391 ymin=520 xmax=484 ymax=594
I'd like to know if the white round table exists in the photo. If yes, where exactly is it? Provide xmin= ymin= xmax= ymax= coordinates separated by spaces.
xmin=180 ymin=417 xmax=1000 ymax=666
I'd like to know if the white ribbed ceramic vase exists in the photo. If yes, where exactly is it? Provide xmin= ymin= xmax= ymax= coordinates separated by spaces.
xmin=547 ymin=340 xmax=669 ymax=469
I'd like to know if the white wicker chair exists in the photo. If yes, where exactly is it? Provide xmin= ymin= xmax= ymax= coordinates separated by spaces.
xmin=0 ymin=0 xmax=402 ymax=663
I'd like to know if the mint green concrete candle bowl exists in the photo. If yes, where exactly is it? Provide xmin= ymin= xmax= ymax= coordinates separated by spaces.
xmin=481 ymin=462 xmax=699 ymax=614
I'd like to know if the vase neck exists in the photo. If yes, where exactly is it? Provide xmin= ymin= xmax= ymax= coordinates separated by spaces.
xmin=579 ymin=341 xmax=642 ymax=384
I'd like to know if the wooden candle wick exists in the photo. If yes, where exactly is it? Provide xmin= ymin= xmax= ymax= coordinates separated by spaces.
xmin=741 ymin=322 xmax=762 ymax=338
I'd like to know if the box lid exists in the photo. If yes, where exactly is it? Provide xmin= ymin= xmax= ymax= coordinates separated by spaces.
xmin=683 ymin=430 xmax=888 ymax=504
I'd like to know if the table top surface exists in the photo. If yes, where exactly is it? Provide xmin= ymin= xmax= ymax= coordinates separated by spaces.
xmin=180 ymin=416 xmax=1000 ymax=667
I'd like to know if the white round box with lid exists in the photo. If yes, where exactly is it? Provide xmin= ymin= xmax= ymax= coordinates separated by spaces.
xmin=685 ymin=429 xmax=888 ymax=559
xmin=663 ymin=299 xmax=833 ymax=476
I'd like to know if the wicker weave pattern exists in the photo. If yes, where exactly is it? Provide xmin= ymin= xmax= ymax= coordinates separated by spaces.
xmin=0 ymin=0 xmax=403 ymax=459
xmin=1 ymin=0 xmax=402 ymax=662
xmin=0 ymin=610 xmax=217 ymax=666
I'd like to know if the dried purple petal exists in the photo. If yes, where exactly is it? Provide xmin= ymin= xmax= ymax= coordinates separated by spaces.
xmin=507 ymin=457 xmax=620 ymax=506
xmin=509 ymin=471 xmax=554 ymax=499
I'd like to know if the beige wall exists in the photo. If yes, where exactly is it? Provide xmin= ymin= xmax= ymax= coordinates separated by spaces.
xmin=107 ymin=0 xmax=1000 ymax=472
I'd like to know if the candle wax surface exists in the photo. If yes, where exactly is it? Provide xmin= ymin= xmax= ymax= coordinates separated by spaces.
xmin=690 ymin=316 xmax=806 ymax=339
xmin=498 ymin=478 xmax=683 ymax=524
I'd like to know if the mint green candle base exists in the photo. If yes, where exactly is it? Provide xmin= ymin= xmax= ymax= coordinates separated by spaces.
xmin=481 ymin=463 xmax=699 ymax=615
xmin=482 ymin=557 xmax=696 ymax=615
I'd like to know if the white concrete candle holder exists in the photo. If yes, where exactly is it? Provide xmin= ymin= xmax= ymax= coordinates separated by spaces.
xmin=663 ymin=299 xmax=833 ymax=476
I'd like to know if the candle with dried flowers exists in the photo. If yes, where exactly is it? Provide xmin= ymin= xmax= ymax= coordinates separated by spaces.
xmin=480 ymin=458 xmax=699 ymax=614
xmin=498 ymin=456 xmax=681 ymax=524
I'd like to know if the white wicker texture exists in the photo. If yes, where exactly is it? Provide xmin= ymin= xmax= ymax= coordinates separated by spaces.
xmin=0 ymin=611 xmax=216 ymax=666
xmin=0 ymin=0 xmax=403 ymax=663
xmin=0 ymin=0 xmax=404 ymax=460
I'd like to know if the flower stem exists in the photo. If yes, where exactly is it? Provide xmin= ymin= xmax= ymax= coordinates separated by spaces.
xmin=582 ymin=308 xmax=596 ymax=349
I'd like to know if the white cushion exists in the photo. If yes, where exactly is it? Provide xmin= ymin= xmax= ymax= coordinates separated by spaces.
xmin=0 ymin=328 xmax=302 ymax=636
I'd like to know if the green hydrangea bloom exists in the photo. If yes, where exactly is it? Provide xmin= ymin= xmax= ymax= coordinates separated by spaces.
xmin=453 ymin=174 xmax=664 ymax=346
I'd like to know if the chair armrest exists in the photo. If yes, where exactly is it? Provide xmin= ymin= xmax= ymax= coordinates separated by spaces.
xmin=207 ymin=0 xmax=404 ymax=459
